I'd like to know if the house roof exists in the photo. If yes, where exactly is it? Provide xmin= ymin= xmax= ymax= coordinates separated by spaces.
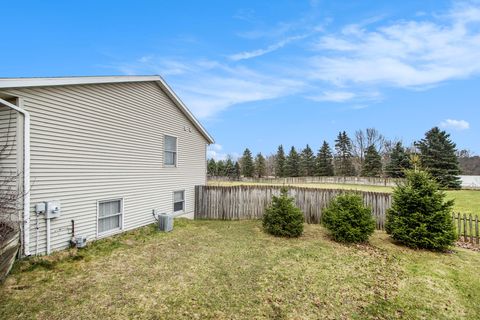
xmin=0 ymin=75 xmax=214 ymax=144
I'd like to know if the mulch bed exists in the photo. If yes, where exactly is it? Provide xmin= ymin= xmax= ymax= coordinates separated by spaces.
xmin=455 ymin=241 xmax=480 ymax=252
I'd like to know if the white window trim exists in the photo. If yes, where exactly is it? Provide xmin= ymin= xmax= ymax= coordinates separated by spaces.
xmin=164 ymin=134 xmax=178 ymax=167
xmin=173 ymin=190 xmax=186 ymax=213
xmin=96 ymin=198 xmax=124 ymax=238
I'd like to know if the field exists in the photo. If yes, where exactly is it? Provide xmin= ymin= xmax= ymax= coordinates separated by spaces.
xmin=208 ymin=181 xmax=480 ymax=214
xmin=1 ymin=219 xmax=479 ymax=319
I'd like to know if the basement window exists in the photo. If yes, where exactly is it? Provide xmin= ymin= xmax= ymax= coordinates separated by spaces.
xmin=164 ymin=135 xmax=177 ymax=166
xmin=173 ymin=191 xmax=185 ymax=212
xmin=98 ymin=199 xmax=123 ymax=235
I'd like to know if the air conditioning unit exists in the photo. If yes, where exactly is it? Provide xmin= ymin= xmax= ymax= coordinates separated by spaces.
xmin=157 ymin=213 xmax=174 ymax=232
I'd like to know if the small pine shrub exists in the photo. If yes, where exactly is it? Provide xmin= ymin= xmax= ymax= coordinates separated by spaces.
xmin=263 ymin=187 xmax=304 ymax=237
xmin=385 ymin=170 xmax=456 ymax=251
xmin=322 ymin=193 xmax=375 ymax=243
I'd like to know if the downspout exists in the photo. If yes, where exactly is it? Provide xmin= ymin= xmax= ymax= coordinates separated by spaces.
xmin=0 ymin=97 xmax=30 ymax=256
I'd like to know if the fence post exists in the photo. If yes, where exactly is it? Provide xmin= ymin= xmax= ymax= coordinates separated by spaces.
xmin=457 ymin=213 xmax=461 ymax=239
xmin=476 ymin=215 xmax=479 ymax=245
xmin=469 ymin=213 xmax=473 ymax=244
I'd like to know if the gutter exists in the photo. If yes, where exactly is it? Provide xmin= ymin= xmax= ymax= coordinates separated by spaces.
xmin=0 ymin=97 xmax=30 ymax=256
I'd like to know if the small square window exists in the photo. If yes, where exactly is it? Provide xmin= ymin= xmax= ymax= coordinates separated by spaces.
xmin=98 ymin=199 xmax=123 ymax=235
xmin=164 ymin=135 xmax=177 ymax=166
xmin=173 ymin=191 xmax=185 ymax=212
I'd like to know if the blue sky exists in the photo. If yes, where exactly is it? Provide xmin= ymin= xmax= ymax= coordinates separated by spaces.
xmin=1 ymin=0 xmax=479 ymax=159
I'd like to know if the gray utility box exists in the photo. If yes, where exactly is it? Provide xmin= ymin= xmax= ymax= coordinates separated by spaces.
xmin=158 ymin=214 xmax=174 ymax=232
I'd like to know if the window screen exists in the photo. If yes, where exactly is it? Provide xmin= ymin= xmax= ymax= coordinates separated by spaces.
xmin=164 ymin=135 xmax=177 ymax=166
xmin=173 ymin=191 xmax=185 ymax=212
xmin=98 ymin=199 xmax=122 ymax=234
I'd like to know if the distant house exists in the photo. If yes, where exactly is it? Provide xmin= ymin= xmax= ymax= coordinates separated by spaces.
xmin=0 ymin=76 xmax=214 ymax=256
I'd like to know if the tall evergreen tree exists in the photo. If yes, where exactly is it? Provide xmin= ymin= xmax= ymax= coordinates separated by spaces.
xmin=416 ymin=127 xmax=461 ymax=189
xmin=274 ymin=145 xmax=287 ymax=177
xmin=224 ymin=157 xmax=236 ymax=179
xmin=385 ymin=142 xmax=412 ymax=178
xmin=286 ymin=146 xmax=300 ymax=177
xmin=216 ymin=160 xmax=226 ymax=177
xmin=207 ymin=158 xmax=217 ymax=176
xmin=300 ymin=144 xmax=316 ymax=176
xmin=254 ymin=153 xmax=267 ymax=178
xmin=316 ymin=141 xmax=334 ymax=176
xmin=334 ymin=131 xmax=356 ymax=176
xmin=234 ymin=161 xmax=241 ymax=180
xmin=240 ymin=148 xmax=255 ymax=178
xmin=361 ymin=145 xmax=383 ymax=177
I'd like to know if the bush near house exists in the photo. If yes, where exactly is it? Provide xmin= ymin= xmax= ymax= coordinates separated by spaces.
xmin=386 ymin=170 xmax=456 ymax=251
xmin=262 ymin=187 xmax=304 ymax=237
xmin=322 ymin=193 xmax=375 ymax=243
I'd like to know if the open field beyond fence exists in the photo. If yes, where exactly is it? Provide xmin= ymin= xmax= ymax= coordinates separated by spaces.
xmin=208 ymin=176 xmax=404 ymax=187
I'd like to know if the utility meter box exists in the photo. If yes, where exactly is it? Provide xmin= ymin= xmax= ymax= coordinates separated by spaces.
xmin=44 ymin=201 xmax=61 ymax=219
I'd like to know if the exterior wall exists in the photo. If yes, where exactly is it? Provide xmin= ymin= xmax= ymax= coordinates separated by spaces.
xmin=460 ymin=175 xmax=480 ymax=189
xmin=0 ymin=103 xmax=18 ymax=178
xmin=0 ymin=103 xmax=18 ymax=198
xmin=1 ymin=81 xmax=208 ymax=255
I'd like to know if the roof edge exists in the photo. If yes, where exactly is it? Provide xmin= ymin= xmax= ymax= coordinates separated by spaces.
xmin=0 ymin=75 xmax=214 ymax=144
xmin=0 ymin=75 xmax=161 ymax=89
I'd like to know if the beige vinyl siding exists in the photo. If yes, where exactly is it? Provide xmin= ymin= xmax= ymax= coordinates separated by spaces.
xmin=1 ymin=81 xmax=208 ymax=254
xmin=0 ymin=104 xmax=18 ymax=192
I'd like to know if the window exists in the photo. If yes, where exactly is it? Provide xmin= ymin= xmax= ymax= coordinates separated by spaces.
xmin=173 ymin=191 xmax=185 ymax=212
xmin=164 ymin=135 xmax=177 ymax=166
xmin=98 ymin=199 xmax=123 ymax=235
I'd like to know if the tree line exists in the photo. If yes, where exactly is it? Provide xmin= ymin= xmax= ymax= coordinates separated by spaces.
xmin=207 ymin=127 xmax=462 ymax=189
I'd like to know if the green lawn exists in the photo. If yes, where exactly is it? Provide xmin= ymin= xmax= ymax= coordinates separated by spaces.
xmin=1 ymin=219 xmax=479 ymax=319
xmin=209 ymin=181 xmax=480 ymax=214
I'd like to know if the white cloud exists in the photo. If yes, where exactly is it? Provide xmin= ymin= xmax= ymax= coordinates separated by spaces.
xmin=351 ymin=105 xmax=368 ymax=110
xmin=112 ymin=56 xmax=306 ymax=119
xmin=439 ymin=119 xmax=470 ymax=130
xmin=308 ymin=91 xmax=356 ymax=102
xmin=310 ymin=3 xmax=480 ymax=88
xmin=229 ymin=34 xmax=307 ymax=61
xmin=207 ymin=144 xmax=239 ymax=161
xmin=207 ymin=143 xmax=226 ymax=160
xmin=108 ymin=2 xmax=480 ymax=119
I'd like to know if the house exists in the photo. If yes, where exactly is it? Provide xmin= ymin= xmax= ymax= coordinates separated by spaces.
xmin=0 ymin=76 xmax=214 ymax=256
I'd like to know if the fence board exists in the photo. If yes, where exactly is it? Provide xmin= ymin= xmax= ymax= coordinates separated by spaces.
xmin=195 ymin=185 xmax=392 ymax=230
xmin=452 ymin=213 xmax=480 ymax=244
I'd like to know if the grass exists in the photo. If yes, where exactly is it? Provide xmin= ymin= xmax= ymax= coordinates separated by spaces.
xmin=1 ymin=219 xmax=480 ymax=319
xmin=208 ymin=181 xmax=480 ymax=214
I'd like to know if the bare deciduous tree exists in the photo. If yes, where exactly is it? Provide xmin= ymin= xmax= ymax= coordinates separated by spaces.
xmin=353 ymin=128 xmax=387 ymax=163
xmin=0 ymin=108 xmax=21 ymax=245
xmin=265 ymin=154 xmax=276 ymax=177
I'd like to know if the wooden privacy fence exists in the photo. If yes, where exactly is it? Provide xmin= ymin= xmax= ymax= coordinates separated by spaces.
xmin=195 ymin=185 xmax=392 ymax=230
xmin=208 ymin=176 xmax=404 ymax=187
xmin=453 ymin=213 xmax=480 ymax=244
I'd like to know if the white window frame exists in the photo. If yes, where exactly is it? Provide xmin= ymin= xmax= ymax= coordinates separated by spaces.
xmin=164 ymin=135 xmax=178 ymax=167
xmin=173 ymin=190 xmax=185 ymax=213
xmin=96 ymin=198 xmax=124 ymax=238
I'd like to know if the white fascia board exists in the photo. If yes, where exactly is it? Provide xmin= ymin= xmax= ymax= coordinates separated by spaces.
xmin=0 ymin=76 xmax=161 ymax=89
